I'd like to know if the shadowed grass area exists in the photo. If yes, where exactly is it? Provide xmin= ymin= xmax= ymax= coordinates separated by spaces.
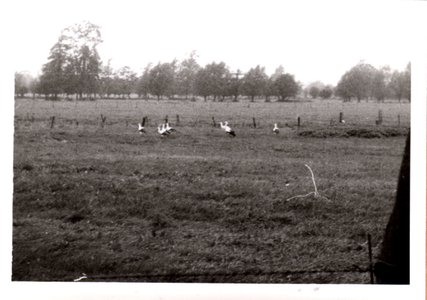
xmin=13 ymin=99 xmax=409 ymax=283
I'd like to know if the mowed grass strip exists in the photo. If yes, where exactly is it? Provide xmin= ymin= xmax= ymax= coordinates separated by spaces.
xmin=13 ymin=99 xmax=409 ymax=283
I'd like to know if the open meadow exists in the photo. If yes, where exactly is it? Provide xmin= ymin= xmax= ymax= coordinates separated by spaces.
xmin=12 ymin=98 xmax=410 ymax=283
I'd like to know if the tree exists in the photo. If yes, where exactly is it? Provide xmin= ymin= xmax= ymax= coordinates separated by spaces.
xmin=242 ymin=65 xmax=268 ymax=102
xmin=335 ymin=71 xmax=352 ymax=102
xmin=176 ymin=51 xmax=200 ymax=99
xmin=29 ymin=76 xmax=40 ymax=98
xmin=114 ymin=66 xmax=138 ymax=99
xmin=62 ymin=21 xmax=103 ymax=99
xmin=389 ymin=68 xmax=409 ymax=102
xmin=15 ymin=71 xmax=33 ymax=97
xmin=194 ymin=62 xmax=229 ymax=101
xmin=135 ymin=63 xmax=152 ymax=99
xmin=227 ymin=69 xmax=242 ymax=101
xmin=194 ymin=67 xmax=211 ymax=101
xmin=263 ymin=77 xmax=276 ymax=102
xmin=305 ymin=81 xmax=325 ymax=99
xmin=38 ymin=38 xmax=70 ymax=99
xmin=309 ymin=86 xmax=320 ymax=99
xmin=270 ymin=65 xmax=285 ymax=81
xmin=319 ymin=86 xmax=333 ymax=99
xmin=208 ymin=62 xmax=229 ymax=101
xmin=371 ymin=66 xmax=389 ymax=102
xmin=148 ymin=62 xmax=175 ymax=100
xmin=98 ymin=59 xmax=116 ymax=99
xmin=335 ymin=61 xmax=376 ymax=102
xmin=39 ymin=21 xmax=103 ymax=100
xmin=274 ymin=73 xmax=299 ymax=101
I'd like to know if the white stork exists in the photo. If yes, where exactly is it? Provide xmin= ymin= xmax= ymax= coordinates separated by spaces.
xmin=138 ymin=117 xmax=146 ymax=134
xmin=219 ymin=121 xmax=236 ymax=137
xmin=273 ymin=123 xmax=279 ymax=134
xmin=138 ymin=123 xmax=145 ymax=134
xmin=158 ymin=124 xmax=169 ymax=136
xmin=165 ymin=123 xmax=176 ymax=134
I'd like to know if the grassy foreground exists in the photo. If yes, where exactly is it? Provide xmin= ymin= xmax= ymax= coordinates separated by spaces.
xmin=12 ymin=98 xmax=409 ymax=283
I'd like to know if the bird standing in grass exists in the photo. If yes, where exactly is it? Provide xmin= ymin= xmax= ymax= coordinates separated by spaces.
xmin=273 ymin=123 xmax=279 ymax=134
xmin=165 ymin=123 xmax=175 ymax=134
xmin=158 ymin=124 xmax=169 ymax=136
xmin=220 ymin=121 xmax=236 ymax=137
xmin=138 ymin=123 xmax=145 ymax=134
xmin=138 ymin=117 xmax=146 ymax=134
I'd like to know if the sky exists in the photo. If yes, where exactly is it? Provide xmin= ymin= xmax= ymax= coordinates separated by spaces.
xmin=8 ymin=0 xmax=422 ymax=86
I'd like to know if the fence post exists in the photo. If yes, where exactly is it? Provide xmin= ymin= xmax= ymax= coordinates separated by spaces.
xmin=165 ymin=115 xmax=168 ymax=124
xmin=398 ymin=114 xmax=400 ymax=127
xmin=212 ymin=117 xmax=216 ymax=127
xmin=100 ymin=114 xmax=106 ymax=128
xmin=50 ymin=116 xmax=55 ymax=129
xmin=339 ymin=112 xmax=343 ymax=123
xmin=176 ymin=114 xmax=180 ymax=125
xmin=297 ymin=116 xmax=300 ymax=130
xmin=252 ymin=117 xmax=256 ymax=128
xmin=378 ymin=110 xmax=383 ymax=125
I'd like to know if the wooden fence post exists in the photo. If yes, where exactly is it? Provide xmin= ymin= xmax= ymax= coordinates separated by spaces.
xmin=176 ymin=115 xmax=180 ymax=125
xmin=212 ymin=117 xmax=216 ymax=127
xmin=378 ymin=110 xmax=383 ymax=125
xmin=297 ymin=116 xmax=300 ymax=130
xmin=50 ymin=116 xmax=55 ymax=129
xmin=165 ymin=115 xmax=168 ymax=124
xmin=252 ymin=117 xmax=256 ymax=128
xmin=339 ymin=112 xmax=343 ymax=123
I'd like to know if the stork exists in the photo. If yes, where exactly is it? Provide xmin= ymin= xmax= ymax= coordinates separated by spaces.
xmin=138 ymin=117 xmax=146 ymax=134
xmin=165 ymin=122 xmax=175 ymax=134
xmin=219 ymin=121 xmax=236 ymax=137
xmin=158 ymin=124 xmax=169 ymax=136
xmin=273 ymin=123 xmax=279 ymax=134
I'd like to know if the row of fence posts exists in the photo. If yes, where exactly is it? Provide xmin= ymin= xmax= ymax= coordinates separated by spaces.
xmin=43 ymin=110 xmax=401 ymax=129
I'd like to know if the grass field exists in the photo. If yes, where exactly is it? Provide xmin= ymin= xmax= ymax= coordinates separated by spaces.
xmin=12 ymin=97 xmax=410 ymax=283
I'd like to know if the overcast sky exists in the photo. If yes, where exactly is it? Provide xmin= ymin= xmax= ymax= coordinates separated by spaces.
xmin=9 ymin=1 xmax=421 ymax=86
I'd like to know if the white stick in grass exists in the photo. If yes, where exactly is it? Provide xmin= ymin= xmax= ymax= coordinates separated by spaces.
xmin=286 ymin=164 xmax=331 ymax=202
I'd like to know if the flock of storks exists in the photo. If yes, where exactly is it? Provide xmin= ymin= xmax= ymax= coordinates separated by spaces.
xmin=137 ymin=117 xmax=281 ymax=137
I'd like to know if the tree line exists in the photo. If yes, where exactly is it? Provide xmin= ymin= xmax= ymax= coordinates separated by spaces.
xmin=15 ymin=21 xmax=411 ymax=103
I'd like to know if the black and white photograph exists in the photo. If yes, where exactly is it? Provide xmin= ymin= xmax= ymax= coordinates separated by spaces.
xmin=4 ymin=0 xmax=426 ymax=299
